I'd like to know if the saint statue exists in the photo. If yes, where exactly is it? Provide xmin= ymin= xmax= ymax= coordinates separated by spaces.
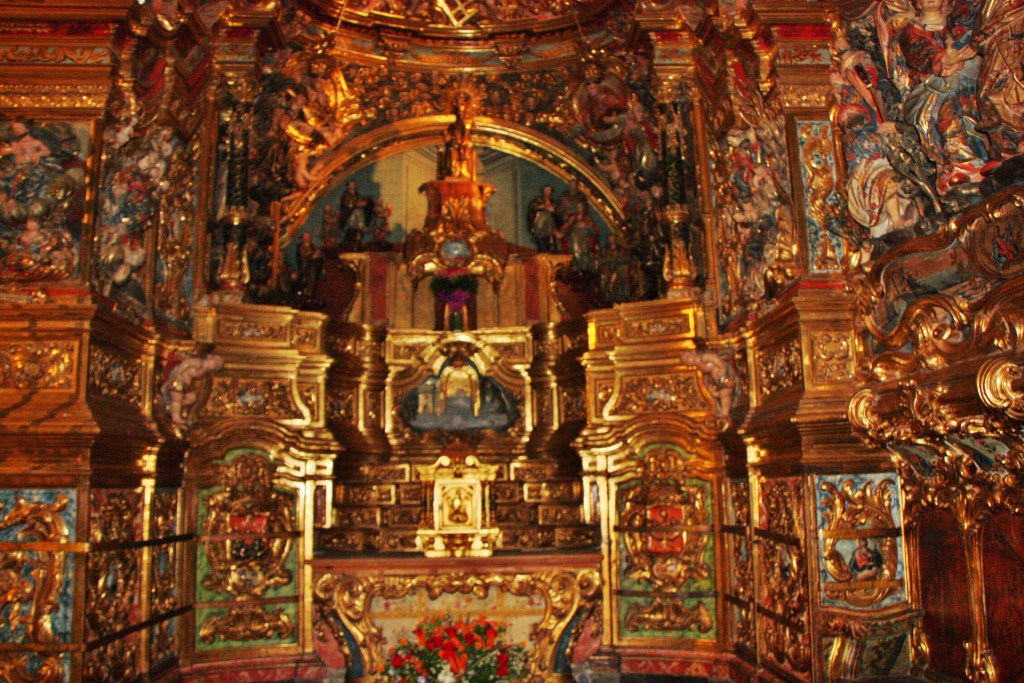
xmin=437 ymin=94 xmax=477 ymax=180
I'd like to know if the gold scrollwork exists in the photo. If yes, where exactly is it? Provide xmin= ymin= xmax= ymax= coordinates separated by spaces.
xmin=84 ymin=637 xmax=138 ymax=682
xmin=0 ymin=495 xmax=71 ymax=647
xmin=217 ymin=320 xmax=289 ymax=341
xmin=819 ymin=478 xmax=901 ymax=607
xmin=0 ymin=83 xmax=108 ymax=109
xmin=314 ymin=567 xmax=600 ymax=681
xmin=612 ymin=373 xmax=707 ymax=415
xmin=0 ymin=652 xmax=64 ymax=682
xmin=757 ymin=336 xmax=803 ymax=399
xmin=204 ymin=378 xmax=302 ymax=420
xmin=810 ymin=331 xmax=854 ymax=385
xmin=761 ymin=538 xmax=811 ymax=673
xmin=199 ymin=605 xmax=294 ymax=645
xmin=978 ymin=357 xmax=1024 ymax=421
xmin=0 ymin=46 xmax=110 ymax=65
xmin=87 ymin=491 xmax=142 ymax=640
xmin=758 ymin=477 xmax=809 ymax=672
xmin=0 ymin=342 xmax=75 ymax=390
xmin=150 ymin=491 xmax=178 ymax=617
xmin=623 ymin=316 xmax=691 ymax=338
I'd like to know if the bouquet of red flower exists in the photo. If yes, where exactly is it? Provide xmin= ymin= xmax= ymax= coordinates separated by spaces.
xmin=382 ymin=615 xmax=529 ymax=683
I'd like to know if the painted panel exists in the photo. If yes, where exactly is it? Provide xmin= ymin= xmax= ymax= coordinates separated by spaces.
xmin=815 ymin=473 xmax=906 ymax=610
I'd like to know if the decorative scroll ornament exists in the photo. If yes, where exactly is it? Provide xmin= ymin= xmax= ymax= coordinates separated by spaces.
xmin=0 ymin=494 xmax=71 ymax=683
xmin=856 ymin=188 xmax=1024 ymax=382
xmin=314 ymin=568 xmax=600 ymax=682
xmin=848 ymin=381 xmax=1012 ymax=524
xmin=818 ymin=479 xmax=901 ymax=607
xmin=200 ymin=453 xmax=295 ymax=643
xmin=0 ymin=342 xmax=75 ymax=390
xmin=978 ymin=357 xmax=1024 ymax=421
xmin=618 ymin=445 xmax=713 ymax=634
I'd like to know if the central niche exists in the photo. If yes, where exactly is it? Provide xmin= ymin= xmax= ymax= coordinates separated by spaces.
xmin=288 ymin=144 xmax=610 ymax=260
xmin=400 ymin=352 xmax=519 ymax=433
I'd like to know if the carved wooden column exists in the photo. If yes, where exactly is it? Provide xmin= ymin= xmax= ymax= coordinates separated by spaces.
xmin=180 ymin=304 xmax=339 ymax=679
xmin=576 ymin=297 xmax=737 ymax=680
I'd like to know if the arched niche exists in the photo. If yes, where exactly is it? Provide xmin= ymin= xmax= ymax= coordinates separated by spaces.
xmin=277 ymin=116 xmax=624 ymax=250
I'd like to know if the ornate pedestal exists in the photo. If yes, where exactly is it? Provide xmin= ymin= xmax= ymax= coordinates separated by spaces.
xmin=313 ymin=553 xmax=601 ymax=682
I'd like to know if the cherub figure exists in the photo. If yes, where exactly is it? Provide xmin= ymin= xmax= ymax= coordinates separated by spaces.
xmin=162 ymin=345 xmax=224 ymax=432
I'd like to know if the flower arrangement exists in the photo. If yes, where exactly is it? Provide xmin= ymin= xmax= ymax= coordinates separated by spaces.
xmin=382 ymin=615 xmax=529 ymax=683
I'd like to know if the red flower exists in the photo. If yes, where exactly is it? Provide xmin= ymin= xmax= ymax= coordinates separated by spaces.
xmin=391 ymin=653 xmax=404 ymax=668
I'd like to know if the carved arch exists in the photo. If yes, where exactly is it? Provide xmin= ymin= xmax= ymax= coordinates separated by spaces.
xmin=278 ymin=115 xmax=626 ymax=246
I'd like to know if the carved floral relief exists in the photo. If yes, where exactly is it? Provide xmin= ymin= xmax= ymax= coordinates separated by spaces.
xmin=0 ymin=118 xmax=89 ymax=283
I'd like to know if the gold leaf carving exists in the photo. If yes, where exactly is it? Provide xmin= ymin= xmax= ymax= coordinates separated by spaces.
xmin=757 ymin=336 xmax=803 ymax=399
xmin=810 ymin=331 xmax=853 ymax=385
xmin=0 ymin=494 xmax=71 ymax=647
xmin=314 ymin=567 xmax=600 ymax=681
xmin=0 ymin=342 xmax=75 ymax=390
xmin=205 ymin=379 xmax=301 ymax=419
xmin=88 ymin=346 xmax=142 ymax=405
xmin=818 ymin=478 xmax=901 ymax=607
xmin=613 ymin=373 xmax=706 ymax=415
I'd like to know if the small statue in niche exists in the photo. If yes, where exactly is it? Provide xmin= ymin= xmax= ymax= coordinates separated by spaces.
xmin=556 ymin=178 xmax=587 ymax=233
xmin=366 ymin=197 xmax=392 ymax=250
xmin=290 ymin=231 xmax=322 ymax=308
xmin=527 ymin=184 xmax=558 ymax=253
xmin=563 ymin=201 xmax=600 ymax=273
xmin=437 ymin=93 xmax=477 ymax=180
xmin=338 ymin=179 xmax=369 ymax=250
